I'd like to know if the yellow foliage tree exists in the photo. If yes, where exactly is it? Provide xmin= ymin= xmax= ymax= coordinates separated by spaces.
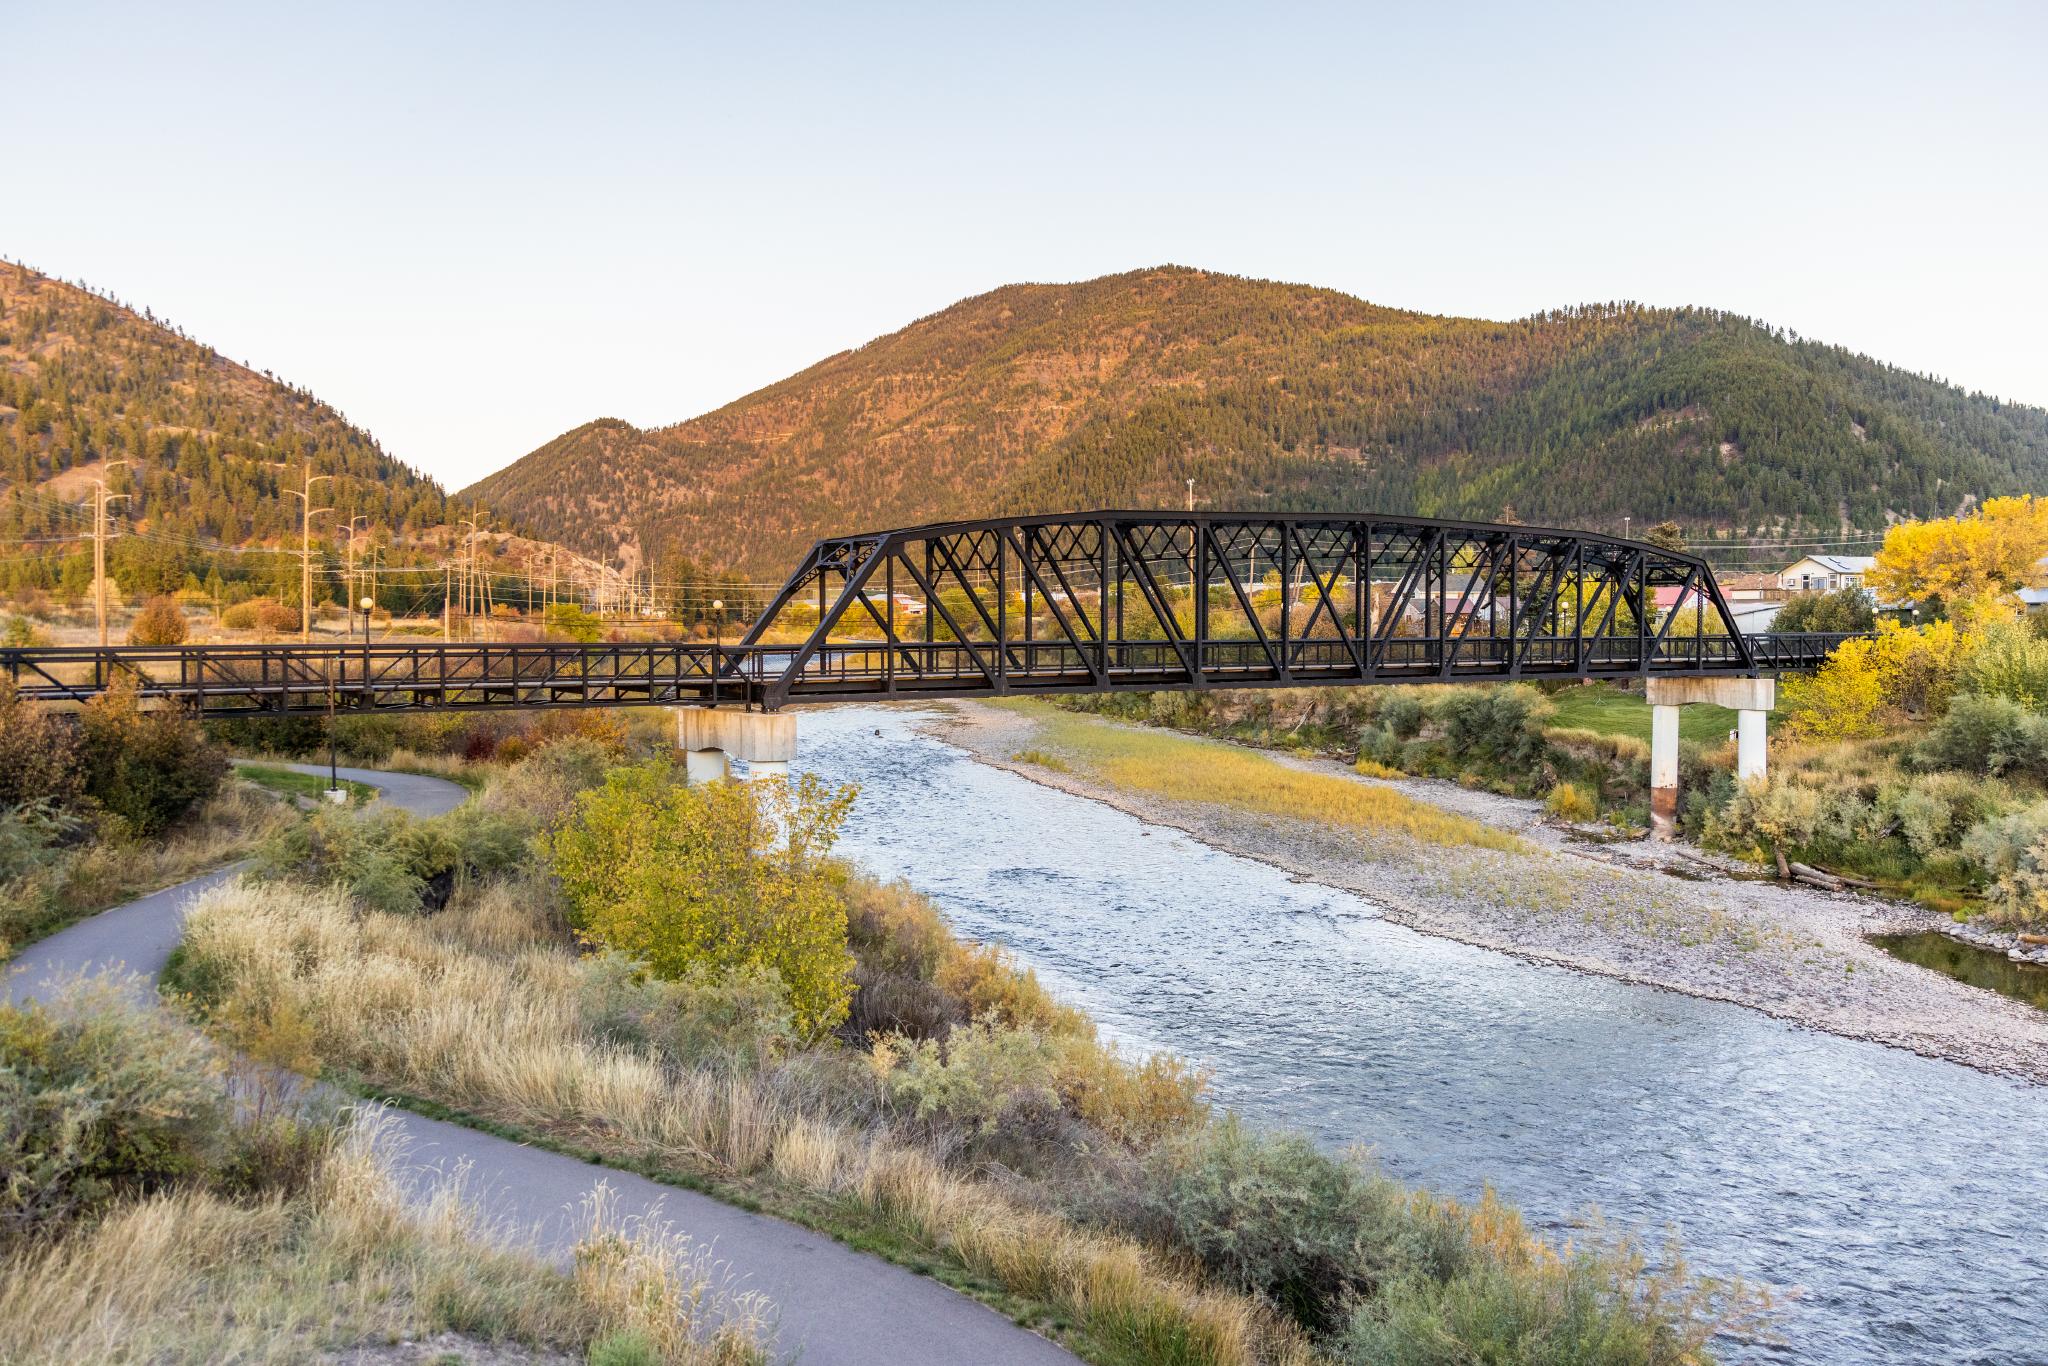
xmin=1867 ymin=495 xmax=2048 ymax=623
xmin=1780 ymin=619 xmax=1969 ymax=738
xmin=544 ymin=762 xmax=859 ymax=1035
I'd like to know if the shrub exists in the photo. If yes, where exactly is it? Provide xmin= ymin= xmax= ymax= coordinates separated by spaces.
xmin=1881 ymin=773 xmax=1996 ymax=857
xmin=1961 ymin=801 xmax=2048 ymax=925
xmin=1958 ymin=622 xmax=2048 ymax=710
xmin=74 ymin=680 xmax=226 ymax=836
xmin=577 ymin=951 xmax=795 ymax=1074
xmin=125 ymin=595 xmax=188 ymax=646
xmin=0 ymin=983 xmax=230 ymax=1244
xmin=220 ymin=597 xmax=297 ymax=633
xmin=545 ymin=763 xmax=859 ymax=1036
xmin=1434 ymin=686 xmax=1551 ymax=769
xmin=1130 ymin=1119 xmax=1390 ymax=1334
xmin=251 ymin=805 xmax=527 ymax=914
xmin=481 ymin=736 xmax=613 ymax=831
xmin=1773 ymin=587 xmax=1876 ymax=634
xmin=1378 ymin=690 xmax=1428 ymax=741
xmin=874 ymin=1017 xmax=1065 ymax=1134
xmin=1916 ymin=693 xmax=2048 ymax=779
xmin=1544 ymin=782 xmax=1598 ymax=822
xmin=0 ymin=678 xmax=82 ymax=810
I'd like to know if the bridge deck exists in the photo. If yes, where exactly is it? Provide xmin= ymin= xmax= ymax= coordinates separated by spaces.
xmin=2 ymin=633 xmax=1858 ymax=717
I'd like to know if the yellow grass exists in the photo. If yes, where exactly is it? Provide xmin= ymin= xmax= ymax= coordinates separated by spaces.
xmin=993 ymin=700 xmax=1525 ymax=853
xmin=176 ymin=878 xmax=1309 ymax=1365
xmin=0 ymin=1109 xmax=769 ymax=1364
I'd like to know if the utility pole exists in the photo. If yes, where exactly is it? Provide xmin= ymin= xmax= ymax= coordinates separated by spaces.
xmin=457 ymin=510 xmax=487 ymax=640
xmin=442 ymin=562 xmax=451 ymax=641
xmin=89 ymin=459 xmax=134 ymax=646
xmin=340 ymin=515 xmax=370 ymax=621
xmin=284 ymin=467 xmax=333 ymax=642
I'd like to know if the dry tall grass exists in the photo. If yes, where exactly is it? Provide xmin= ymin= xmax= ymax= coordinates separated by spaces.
xmin=176 ymin=878 xmax=1309 ymax=1365
xmin=0 ymin=1108 xmax=770 ymax=1364
xmin=996 ymin=702 xmax=1524 ymax=853
xmin=1 ymin=782 xmax=295 ymax=960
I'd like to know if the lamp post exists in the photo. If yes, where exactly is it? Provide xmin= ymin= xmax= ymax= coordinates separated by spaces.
xmin=710 ymin=598 xmax=724 ymax=706
xmin=360 ymin=595 xmax=375 ymax=708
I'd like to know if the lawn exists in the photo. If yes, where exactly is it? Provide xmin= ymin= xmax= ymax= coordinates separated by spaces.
xmin=1542 ymin=683 xmax=1745 ymax=747
xmin=234 ymin=763 xmax=377 ymax=806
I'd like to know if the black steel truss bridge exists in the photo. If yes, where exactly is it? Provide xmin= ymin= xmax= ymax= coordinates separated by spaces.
xmin=4 ymin=512 xmax=1863 ymax=717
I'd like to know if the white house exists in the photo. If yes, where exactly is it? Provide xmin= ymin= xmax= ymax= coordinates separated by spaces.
xmin=1778 ymin=554 xmax=1875 ymax=594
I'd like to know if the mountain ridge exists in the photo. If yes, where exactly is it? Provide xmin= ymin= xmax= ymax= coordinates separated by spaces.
xmin=463 ymin=266 xmax=2048 ymax=576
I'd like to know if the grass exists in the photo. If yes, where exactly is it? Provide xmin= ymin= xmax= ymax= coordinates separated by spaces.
xmin=0 ymin=784 xmax=296 ymax=962
xmin=991 ymin=700 xmax=1525 ymax=854
xmin=0 ymin=1108 xmax=770 ymax=1364
xmin=233 ymin=762 xmax=377 ymax=807
xmin=1542 ymin=683 xmax=1743 ymax=747
xmin=169 ymin=876 xmax=1302 ymax=1366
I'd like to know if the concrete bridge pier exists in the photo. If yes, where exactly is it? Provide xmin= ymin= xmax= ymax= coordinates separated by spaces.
xmin=677 ymin=708 xmax=795 ymax=782
xmin=1644 ymin=677 xmax=1775 ymax=840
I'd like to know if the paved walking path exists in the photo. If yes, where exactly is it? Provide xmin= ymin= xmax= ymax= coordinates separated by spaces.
xmin=6 ymin=763 xmax=1077 ymax=1366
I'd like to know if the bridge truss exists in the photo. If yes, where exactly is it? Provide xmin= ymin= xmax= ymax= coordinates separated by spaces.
xmin=1 ymin=513 xmax=1856 ymax=717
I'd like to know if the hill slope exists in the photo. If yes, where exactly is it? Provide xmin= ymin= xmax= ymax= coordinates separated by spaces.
xmin=0 ymin=260 xmax=448 ymax=594
xmin=464 ymin=267 xmax=2048 ymax=576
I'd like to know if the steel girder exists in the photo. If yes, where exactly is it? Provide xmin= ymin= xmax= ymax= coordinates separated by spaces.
xmin=742 ymin=511 xmax=1768 ymax=709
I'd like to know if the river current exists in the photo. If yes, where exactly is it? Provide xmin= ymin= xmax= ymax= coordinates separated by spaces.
xmin=792 ymin=706 xmax=2046 ymax=1365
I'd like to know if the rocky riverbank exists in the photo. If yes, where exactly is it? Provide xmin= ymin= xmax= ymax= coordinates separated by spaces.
xmin=929 ymin=700 xmax=2048 ymax=1087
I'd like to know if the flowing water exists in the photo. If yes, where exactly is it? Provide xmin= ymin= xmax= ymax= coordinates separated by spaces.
xmin=794 ymin=706 xmax=2048 ymax=1366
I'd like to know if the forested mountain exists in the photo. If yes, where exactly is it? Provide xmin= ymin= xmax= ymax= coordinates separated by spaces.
xmin=0 ymin=260 xmax=447 ymax=598
xmin=464 ymin=266 xmax=2048 ymax=576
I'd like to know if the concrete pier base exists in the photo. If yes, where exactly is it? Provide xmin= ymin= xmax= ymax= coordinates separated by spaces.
xmin=1644 ymin=677 xmax=1776 ymax=840
xmin=678 ymin=708 xmax=796 ymax=783
xmin=684 ymin=748 xmax=730 ymax=785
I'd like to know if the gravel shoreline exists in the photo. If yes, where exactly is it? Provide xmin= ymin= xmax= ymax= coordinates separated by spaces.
xmin=927 ymin=700 xmax=2048 ymax=1087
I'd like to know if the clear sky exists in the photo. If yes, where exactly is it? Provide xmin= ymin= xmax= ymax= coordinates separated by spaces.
xmin=8 ymin=1 xmax=2044 ymax=490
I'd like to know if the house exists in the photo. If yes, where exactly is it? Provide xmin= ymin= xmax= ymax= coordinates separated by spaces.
xmin=1778 ymin=555 xmax=1875 ymax=594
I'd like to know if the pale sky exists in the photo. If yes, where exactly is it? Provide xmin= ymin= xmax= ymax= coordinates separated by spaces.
xmin=8 ymin=1 xmax=2044 ymax=490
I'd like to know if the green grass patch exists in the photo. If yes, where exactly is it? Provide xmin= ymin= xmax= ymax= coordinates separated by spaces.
xmin=234 ymin=762 xmax=377 ymax=806
xmin=1543 ymin=683 xmax=1744 ymax=747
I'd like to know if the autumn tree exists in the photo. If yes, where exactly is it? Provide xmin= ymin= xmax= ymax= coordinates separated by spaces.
xmin=126 ymin=595 xmax=188 ymax=645
xmin=1867 ymin=496 xmax=2048 ymax=622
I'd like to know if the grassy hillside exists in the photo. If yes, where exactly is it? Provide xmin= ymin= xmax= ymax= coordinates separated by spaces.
xmin=0 ymin=260 xmax=447 ymax=599
xmin=463 ymin=266 xmax=2048 ymax=576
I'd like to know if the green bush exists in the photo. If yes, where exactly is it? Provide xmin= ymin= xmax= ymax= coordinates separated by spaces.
xmin=251 ymin=804 xmax=528 ymax=914
xmin=1961 ymin=801 xmax=2048 ymax=925
xmin=544 ymin=763 xmax=859 ymax=1036
xmin=1378 ymin=690 xmax=1429 ymax=741
xmin=1916 ymin=692 xmax=2048 ymax=779
xmin=0 ymin=983 xmax=230 ymax=1244
xmin=480 ymin=736 xmax=612 ymax=831
xmin=74 ymin=681 xmax=225 ymax=836
xmin=576 ymin=951 xmax=795 ymax=1074
xmin=1434 ymin=686 xmax=1552 ymax=769
xmin=1773 ymin=587 xmax=1876 ymax=634
xmin=1131 ymin=1119 xmax=1398 ymax=1334
xmin=1958 ymin=623 xmax=2048 ymax=710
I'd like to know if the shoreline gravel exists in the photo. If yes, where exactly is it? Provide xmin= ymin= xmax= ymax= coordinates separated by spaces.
xmin=926 ymin=700 xmax=2048 ymax=1088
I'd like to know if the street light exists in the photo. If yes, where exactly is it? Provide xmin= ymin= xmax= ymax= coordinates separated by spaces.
xmin=710 ymin=599 xmax=725 ymax=706
xmin=359 ymin=595 xmax=375 ymax=709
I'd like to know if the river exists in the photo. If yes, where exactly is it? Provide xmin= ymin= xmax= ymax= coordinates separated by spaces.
xmin=793 ymin=706 xmax=2047 ymax=1366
